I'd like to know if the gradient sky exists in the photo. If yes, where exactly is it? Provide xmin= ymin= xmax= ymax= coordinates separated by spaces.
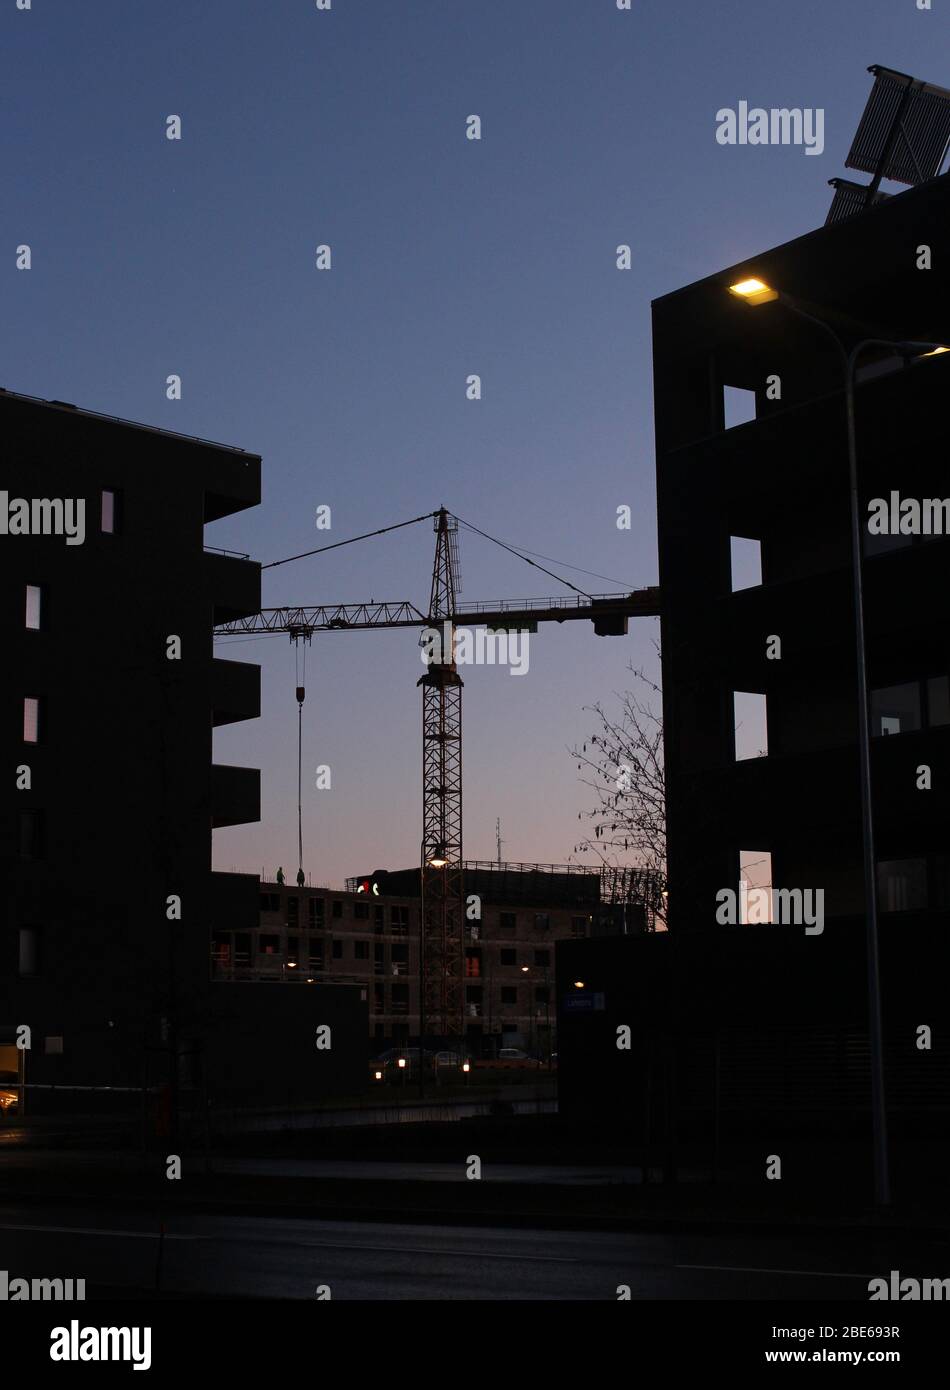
xmin=3 ymin=1 xmax=945 ymax=886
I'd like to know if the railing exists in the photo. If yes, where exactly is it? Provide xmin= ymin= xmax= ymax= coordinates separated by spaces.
xmin=204 ymin=545 xmax=251 ymax=560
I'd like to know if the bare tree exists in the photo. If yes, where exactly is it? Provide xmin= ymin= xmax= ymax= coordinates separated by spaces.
xmin=570 ymin=656 xmax=666 ymax=897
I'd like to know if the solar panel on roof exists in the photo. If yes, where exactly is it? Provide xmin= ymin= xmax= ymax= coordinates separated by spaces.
xmin=824 ymin=178 xmax=890 ymax=227
xmin=845 ymin=65 xmax=950 ymax=186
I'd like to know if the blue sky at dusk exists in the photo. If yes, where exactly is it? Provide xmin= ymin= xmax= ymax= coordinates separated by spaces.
xmin=3 ymin=1 xmax=944 ymax=884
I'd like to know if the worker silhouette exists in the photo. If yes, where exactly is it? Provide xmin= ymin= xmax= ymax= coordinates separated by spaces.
xmin=276 ymin=866 xmax=285 ymax=886
xmin=296 ymin=868 xmax=306 ymax=886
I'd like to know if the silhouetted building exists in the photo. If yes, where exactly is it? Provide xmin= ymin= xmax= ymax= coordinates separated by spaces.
xmin=560 ymin=175 xmax=950 ymax=1157
xmin=1 ymin=390 xmax=365 ymax=1119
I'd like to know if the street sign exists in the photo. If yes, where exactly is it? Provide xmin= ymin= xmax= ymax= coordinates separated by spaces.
xmin=562 ymin=993 xmax=605 ymax=1013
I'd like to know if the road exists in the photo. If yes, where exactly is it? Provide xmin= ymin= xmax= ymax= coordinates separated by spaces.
xmin=0 ymin=1202 xmax=935 ymax=1300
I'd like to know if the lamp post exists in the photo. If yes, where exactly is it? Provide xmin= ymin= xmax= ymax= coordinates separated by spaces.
xmin=726 ymin=281 xmax=946 ymax=1208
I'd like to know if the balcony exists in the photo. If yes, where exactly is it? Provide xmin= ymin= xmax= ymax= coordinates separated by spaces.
xmin=211 ymin=763 xmax=260 ymax=828
xmin=204 ymin=551 xmax=261 ymax=625
xmin=211 ymin=657 xmax=261 ymax=727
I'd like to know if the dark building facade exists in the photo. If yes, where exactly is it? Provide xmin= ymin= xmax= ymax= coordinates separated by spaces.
xmin=2 ymin=390 xmax=365 ymax=1118
xmin=559 ymin=175 xmax=950 ymax=1162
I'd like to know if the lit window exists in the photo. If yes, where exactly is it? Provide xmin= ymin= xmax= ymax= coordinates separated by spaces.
xmin=23 ymin=697 xmax=40 ymax=743
xmin=25 ymin=585 xmax=42 ymax=630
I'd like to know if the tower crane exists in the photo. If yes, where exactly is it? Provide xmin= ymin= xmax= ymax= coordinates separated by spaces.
xmin=214 ymin=507 xmax=659 ymax=1040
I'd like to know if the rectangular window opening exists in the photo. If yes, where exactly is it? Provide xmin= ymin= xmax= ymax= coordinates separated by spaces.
xmin=23 ymin=697 xmax=41 ymax=745
xmin=25 ymin=584 xmax=43 ymax=630
xmin=730 ymin=536 xmax=762 ymax=591
xmin=734 ymin=691 xmax=768 ymax=760
xmin=100 ymin=489 xmax=121 ymax=534
xmin=723 ymin=385 xmax=757 ymax=430
xmin=739 ymin=849 xmax=773 ymax=924
xmin=871 ymin=682 xmax=922 ymax=737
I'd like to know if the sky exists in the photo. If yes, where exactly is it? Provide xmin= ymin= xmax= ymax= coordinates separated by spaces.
xmin=3 ymin=0 xmax=945 ymax=886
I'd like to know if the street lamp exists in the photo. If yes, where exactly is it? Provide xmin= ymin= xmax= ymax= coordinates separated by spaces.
xmin=724 ymin=279 xmax=946 ymax=1207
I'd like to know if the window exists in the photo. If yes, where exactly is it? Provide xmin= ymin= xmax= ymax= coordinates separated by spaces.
xmin=927 ymin=676 xmax=950 ymax=727
xmin=730 ymin=536 xmax=762 ymax=591
xmin=739 ymin=849 xmax=773 ymax=924
xmin=23 ymin=697 xmax=41 ymax=744
xmin=871 ymin=682 xmax=921 ymax=737
xmin=354 ymin=940 xmax=369 ymax=960
xmin=332 ymin=939 xmax=343 ymax=959
xmin=500 ymin=912 xmax=517 ymax=932
xmin=259 ymin=893 xmax=280 ymax=912
xmin=465 ymin=948 xmax=482 ymax=978
xmin=373 ymin=985 xmax=385 ymax=1014
xmin=354 ymin=901 xmax=370 ymax=920
xmin=877 ymin=858 xmax=928 ymax=913
xmin=25 ymin=584 xmax=43 ymax=631
xmin=233 ymin=933 xmax=251 ymax=967
xmin=391 ymin=984 xmax=409 ymax=1012
xmin=19 ymin=809 xmax=44 ymax=859
xmin=500 ymin=948 xmax=517 ymax=966
xmin=533 ymin=913 xmax=550 ymax=931
xmin=309 ymin=898 xmax=325 ymax=927
xmin=500 ymin=986 xmax=517 ymax=1005
xmin=864 ymin=528 xmax=913 ymax=558
xmin=465 ymin=986 xmax=483 ymax=1005
xmin=374 ymin=905 xmax=385 ymax=930
xmin=535 ymin=987 xmax=550 ymax=1004
xmin=308 ymin=941 xmax=325 ymax=969
xmin=331 ymin=900 xmax=343 ymax=919
xmin=287 ymin=936 xmax=299 ymax=964
xmin=871 ymin=676 xmax=950 ymax=735
xmin=734 ymin=691 xmax=768 ymax=759
xmin=258 ymin=934 xmax=280 ymax=956
xmin=390 ymin=905 xmax=409 ymax=933
xmin=287 ymin=896 xmax=299 ymax=928
xmin=390 ymin=944 xmax=409 ymax=964
xmin=571 ymin=916 xmax=588 ymax=939
xmin=18 ymin=926 xmax=41 ymax=976
xmin=212 ymin=932 xmax=231 ymax=967
xmin=100 ymin=489 xmax=121 ymax=534
xmin=723 ymin=384 xmax=757 ymax=429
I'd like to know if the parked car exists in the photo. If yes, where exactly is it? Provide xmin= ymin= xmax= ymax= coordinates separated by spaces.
xmin=369 ymin=1048 xmax=435 ymax=1080
xmin=433 ymin=1050 xmax=474 ymax=1070
xmin=475 ymin=1047 xmax=543 ymax=1069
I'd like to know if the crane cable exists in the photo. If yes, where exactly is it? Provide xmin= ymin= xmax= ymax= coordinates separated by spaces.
xmin=262 ymin=510 xmax=439 ymax=571
xmin=295 ymin=641 xmax=307 ymax=884
xmin=453 ymin=513 xmax=593 ymax=600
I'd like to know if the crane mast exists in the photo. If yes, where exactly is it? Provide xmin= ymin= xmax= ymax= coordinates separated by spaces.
xmin=417 ymin=508 xmax=464 ymax=1040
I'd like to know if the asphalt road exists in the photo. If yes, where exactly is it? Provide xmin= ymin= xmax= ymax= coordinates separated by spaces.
xmin=0 ymin=1202 xmax=936 ymax=1300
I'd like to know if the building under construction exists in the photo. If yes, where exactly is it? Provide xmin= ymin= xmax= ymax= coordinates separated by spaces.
xmin=210 ymin=861 xmax=661 ymax=1055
